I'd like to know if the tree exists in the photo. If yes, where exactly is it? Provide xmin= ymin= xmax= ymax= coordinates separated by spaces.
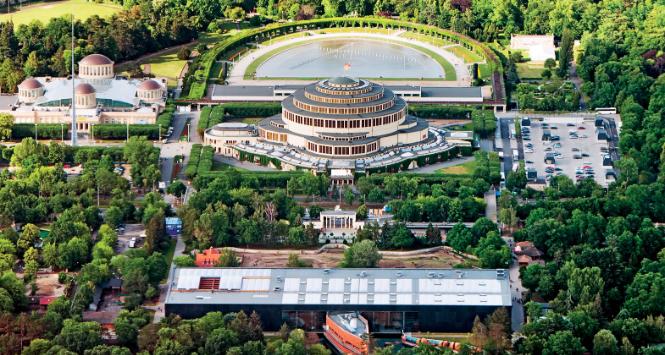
xmin=356 ymin=204 xmax=368 ymax=220
xmin=557 ymin=28 xmax=574 ymax=78
xmin=18 ymin=223 xmax=40 ymax=254
xmin=341 ymin=240 xmax=382 ymax=268
xmin=0 ymin=113 xmax=13 ymax=141
xmin=544 ymin=58 xmax=556 ymax=71
xmin=425 ymin=223 xmax=441 ymax=246
xmin=542 ymin=330 xmax=585 ymax=355
xmin=177 ymin=47 xmax=191 ymax=60
xmin=287 ymin=253 xmax=307 ymax=267
xmin=217 ymin=248 xmax=240 ymax=267
xmin=104 ymin=206 xmax=123 ymax=228
xmin=204 ymin=328 xmax=239 ymax=355
xmin=54 ymin=319 xmax=102 ymax=354
xmin=167 ymin=180 xmax=187 ymax=202
xmin=447 ymin=223 xmax=473 ymax=252
xmin=593 ymin=329 xmax=618 ymax=355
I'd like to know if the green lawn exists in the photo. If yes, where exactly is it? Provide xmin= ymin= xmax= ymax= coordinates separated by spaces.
xmin=446 ymin=45 xmax=484 ymax=63
xmin=398 ymin=32 xmax=454 ymax=47
xmin=141 ymin=51 xmax=186 ymax=89
xmin=0 ymin=0 xmax=121 ymax=27
xmin=245 ymin=36 xmax=457 ymax=81
xmin=438 ymin=159 xmax=477 ymax=175
xmin=516 ymin=61 xmax=547 ymax=79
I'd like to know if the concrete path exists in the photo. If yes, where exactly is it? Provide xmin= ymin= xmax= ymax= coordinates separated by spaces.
xmin=407 ymin=155 xmax=474 ymax=174
xmin=226 ymin=32 xmax=472 ymax=86
xmin=484 ymin=188 xmax=497 ymax=222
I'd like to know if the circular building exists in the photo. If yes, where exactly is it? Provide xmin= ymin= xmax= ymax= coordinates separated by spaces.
xmin=136 ymin=79 xmax=164 ymax=102
xmin=17 ymin=78 xmax=44 ymax=103
xmin=257 ymin=77 xmax=428 ymax=157
xmin=79 ymin=54 xmax=114 ymax=79
xmin=74 ymin=83 xmax=97 ymax=108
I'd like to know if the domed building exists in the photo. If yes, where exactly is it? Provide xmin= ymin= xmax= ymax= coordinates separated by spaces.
xmin=79 ymin=54 xmax=114 ymax=79
xmin=204 ymin=77 xmax=466 ymax=178
xmin=74 ymin=83 xmax=96 ymax=108
xmin=2 ymin=53 xmax=168 ymax=134
xmin=17 ymin=78 xmax=44 ymax=103
xmin=136 ymin=79 xmax=165 ymax=102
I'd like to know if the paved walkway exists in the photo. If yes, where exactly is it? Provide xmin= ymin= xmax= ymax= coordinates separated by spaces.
xmin=484 ymin=189 xmax=497 ymax=222
xmin=226 ymin=32 xmax=472 ymax=86
xmin=213 ymin=155 xmax=278 ymax=172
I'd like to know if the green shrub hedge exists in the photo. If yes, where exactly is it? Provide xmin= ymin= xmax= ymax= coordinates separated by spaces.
xmin=12 ymin=124 xmax=69 ymax=140
xmin=409 ymin=105 xmax=474 ymax=119
xmin=471 ymin=110 xmax=497 ymax=138
xmin=197 ymin=106 xmax=212 ymax=136
xmin=91 ymin=124 xmax=160 ymax=140
xmin=209 ymin=105 xmax=226 ymax=125
xmin=157 ymin=103 xmax=176 ymax=128
xmin=222 ymin=102 xmax=281 ymax=117
xmin=185 ymin=144 xmax=202 ymax=179
xmin=197 ymin=146 xmax=214 ymax=175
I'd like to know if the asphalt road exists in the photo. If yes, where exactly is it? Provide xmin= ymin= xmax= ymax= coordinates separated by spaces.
xmin=499 ymin=118 xmax=514 ymax=177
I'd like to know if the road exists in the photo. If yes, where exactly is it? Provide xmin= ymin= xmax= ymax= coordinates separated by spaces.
xmin=569 ymin=60 xmax=585 ymax=110
xmin=484 ymin=188 xmax=497 ymax=222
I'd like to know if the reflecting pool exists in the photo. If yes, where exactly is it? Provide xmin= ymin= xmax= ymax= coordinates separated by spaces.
xmin=255 ymin=39 xmax=445 ymax=79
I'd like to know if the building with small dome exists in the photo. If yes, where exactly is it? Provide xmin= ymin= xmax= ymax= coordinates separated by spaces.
xmin=78 ymin=54 xmax=115 ymax=80
xmin=204 ymin=77 xmax=470 ymax=177
xmin=1 ymin=53 xmax=167 ymax=133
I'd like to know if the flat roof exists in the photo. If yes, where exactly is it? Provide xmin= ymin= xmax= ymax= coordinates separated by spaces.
xmin=0 ymin=95 xmax=17 ymax=109
xmin=166 ymin=267 xmax=512 ymax=307
xmin=211 ymin=84 xmax=482 ymax=100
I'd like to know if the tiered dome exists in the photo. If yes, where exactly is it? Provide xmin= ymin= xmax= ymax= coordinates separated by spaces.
xmin=74 ymin=83 xmax=97 ymax=108
xmin=256 ymin=77 xmax=427 ymax=158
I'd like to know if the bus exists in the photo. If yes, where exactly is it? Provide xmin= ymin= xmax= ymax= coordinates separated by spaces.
xmin=595 ymin=107 xmax=617 ymax=115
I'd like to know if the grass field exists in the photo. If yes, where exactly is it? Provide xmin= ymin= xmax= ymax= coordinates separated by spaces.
xmin=439 ymin=159 xmax=476 ymax=175
xmin=0 ymin=0 xmax=121 ymax=27
xmin=243 ymin=36 xmax=457 ymax=81
xmin=140 ymin=51 xmax=185 ymax=89
xmin=446 ymin=45 xmax=484 ymax=63
xmin=516 ymin=61 xmax=547 ymax=79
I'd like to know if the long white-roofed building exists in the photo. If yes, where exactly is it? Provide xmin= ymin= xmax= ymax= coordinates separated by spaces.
xmin=165 ymin=267 xmax=511 ymax=332
xmin=1 ymin=54 xmax=167 ymax=133
xmin=204 ymin=77 xmax=471 ymax=175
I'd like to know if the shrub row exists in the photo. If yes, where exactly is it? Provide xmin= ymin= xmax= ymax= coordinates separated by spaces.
xmin=221 ymin=102 xmax=281 ymax=117
xmin=157 ymin=103 xmax=176 ymax=128
xmin=67 ymin=146 xmax=159 ymax=165
xmin=12 ymin=124 xmax=69 ymax=140
xmin=185 ymin=144 xmax=202 ymax=179
xmin=197 ymin=106 xmax=212 ymax=136
xmin=409 ymin=105 xmax=474 ymax=119
xmin=196 ymin=146 xmax=215 ymax=175
xmin=194 ymin=170 xmax=305 ymax=189
xmin=91 ymin=124 xmax=160 ymax=140
xmin=471 ymin=110 xmax=497 ymax=138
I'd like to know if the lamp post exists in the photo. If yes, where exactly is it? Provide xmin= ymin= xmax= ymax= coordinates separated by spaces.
xmin=158 ymin=124 xmax=161 ymax=142
xmin=91 ymin=123 xmax=94 ymax=145
xmin=187 ymin=123 xmax=191 ymax=142
xmin=126 ymin=121 xmax=129 ymax=142
xmin=60 ymin=123 xmax=64 ymax=142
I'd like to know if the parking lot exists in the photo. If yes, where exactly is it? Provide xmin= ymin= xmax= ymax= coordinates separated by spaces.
xmin=114 ymin=224 xmax=146 ymax=254
xmin=521 ymin=117 xmax=614 ymax=187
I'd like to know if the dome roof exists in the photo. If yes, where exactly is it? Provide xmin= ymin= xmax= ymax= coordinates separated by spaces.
xmin=79 ymin=54 xmax=113 ymax=66
xmin=328 ymin=76 xmax=359 ymax=86
xmin=75 ymin=83 xmax=96 ymax=95
xmin=138 ymin=79 xmax=163 ymax=91
xmin=18 ymin=78 xmax=43 ymax=89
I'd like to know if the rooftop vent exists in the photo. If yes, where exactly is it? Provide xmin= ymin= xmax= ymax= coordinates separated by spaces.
xmin=359 ymin=271 xmax=368 ymax=278
xmin=324 ymin=269 xmax=331 ymax=274
xmin=274 ymin=287 xmax=281 ymax=291
xmin=428 ymin=272 xmax=436 ymax=278
xmin=396 ymin=272 xmax=403 ymax=277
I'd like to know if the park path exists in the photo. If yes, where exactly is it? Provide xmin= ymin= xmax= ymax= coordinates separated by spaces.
xmin=226 ymin=31 xmax=472 ymax=86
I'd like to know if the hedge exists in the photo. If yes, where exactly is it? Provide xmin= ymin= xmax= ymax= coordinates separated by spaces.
xmin=157 ymin=103 xmax=176 ymax=128
xmin=221 ymin=102 xmax=281 ymax=117
xmin=197 ymin=106 xmax=212 ymax=136
xmin=183 ymin=17 xmax=502 ymax=99
xmin=91 ymin=124 xmax=160 ymax=140
xmin=471 ymin=110 xmax=497 ymax=138
xmin=194 ymin=170 xmax=305 ymax=189
xmin=409 ymin=105 xmax=474 ymax=119
xmin=12 ymin=124 xmax=69 ymax=140
xmin=185 ymin=144 xmax=202 ymax=179
xmin=66 ymin=146 xmax=158 ymax=164
xmin=196 ymin=146 xmax=214 ymax=175
xmin=209 ymin=105 xmax=225 ymax=125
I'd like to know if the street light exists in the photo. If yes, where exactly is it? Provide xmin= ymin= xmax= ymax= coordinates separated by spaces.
xmin=91 ymin=123 xmax=94 ymax=145
xmin=60 ymin=123 xmax=64 ymax=143
xmin=126 ymin=121 xmax=129 ymax=142
xmin=187 ymin=123 xmax=191 ymax=142
xmin=34 ymin=123 xmax=37 ymax=141
xmin=159 ymin=124 xmax=161 ymax=142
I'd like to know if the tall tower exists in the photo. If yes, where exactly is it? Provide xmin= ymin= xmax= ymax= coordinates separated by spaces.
xmin=70 ymin=14 xmax=77 ymax=146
